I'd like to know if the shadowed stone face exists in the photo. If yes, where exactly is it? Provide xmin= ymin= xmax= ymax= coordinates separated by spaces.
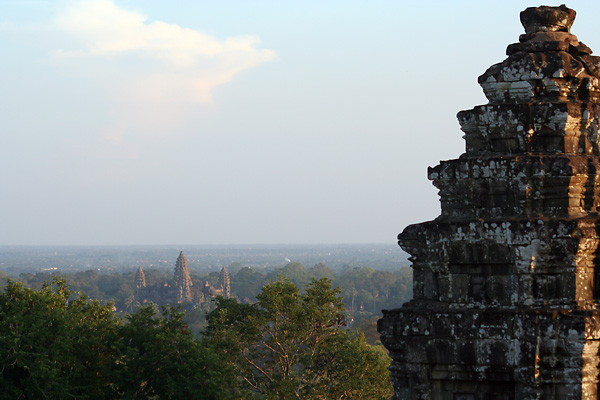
xmin=379 ymin=6 xmax=600 ymax=399
xmin=520 ymin=5 xmax=576 ymax=34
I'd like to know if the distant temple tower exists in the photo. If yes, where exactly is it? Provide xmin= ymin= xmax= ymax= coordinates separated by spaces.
xmin=134 ymin=266 xmax=146 ymax=289
xmin=174 ymin=251 xmax=193 ymax=303
xmin=219 ymin=266 xmax=231 ymax=298
xmin=380 ymin=6 xmax=600 ymax=399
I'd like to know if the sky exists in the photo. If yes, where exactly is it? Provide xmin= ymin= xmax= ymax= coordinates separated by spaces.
xmin=1 ymin=1 xmax=600 ymax=246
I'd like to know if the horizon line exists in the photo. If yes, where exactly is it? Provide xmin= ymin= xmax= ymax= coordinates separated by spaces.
xmin=0 ymin=242 xmax=400 ymax=248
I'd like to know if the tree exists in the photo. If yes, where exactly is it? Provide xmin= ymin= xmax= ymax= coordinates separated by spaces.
xmin=205 ymin=278 xmax=393 ymax=399
xmin=267 ymin=262 xmax=309 ymax=289
xmin=308 ymin=263 xmax=334 ymax=281
xmin=351 ymin=314 xmax=382 ymax=345
xmin=0 ymin=278 xmax=120 ymax=399
xmin=231 ymin=267 xmax=265 ymax=302
xmin=111 ymin=305 xmax=229 ymax=399
xmin=0 ymin=278 xmax=231 ymax=400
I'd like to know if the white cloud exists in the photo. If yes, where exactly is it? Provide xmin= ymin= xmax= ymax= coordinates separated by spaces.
xmin=53 ymin=0 xmax=276 ymax=142
xmin=55 ymin=0 xmax=275 ymax=68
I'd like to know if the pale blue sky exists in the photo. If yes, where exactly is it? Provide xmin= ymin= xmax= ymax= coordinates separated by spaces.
xmin=1 ymin=1 xmax=599 ymax=245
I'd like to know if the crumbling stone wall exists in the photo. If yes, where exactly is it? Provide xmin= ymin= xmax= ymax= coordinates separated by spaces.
xmin=379 ymin=6 xmax=600 ymax=399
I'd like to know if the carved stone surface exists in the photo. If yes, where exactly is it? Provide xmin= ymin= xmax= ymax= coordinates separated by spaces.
xmin=379 ymin=6 xmax=600 ymax=399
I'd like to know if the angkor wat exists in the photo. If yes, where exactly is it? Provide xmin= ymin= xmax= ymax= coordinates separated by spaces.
xmin=135 ymin=251 xmax=231 ymax=306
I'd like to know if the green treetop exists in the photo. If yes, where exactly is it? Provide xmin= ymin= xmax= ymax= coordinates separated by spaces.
xmin=205 ymin=278 xmax=393 ymax=399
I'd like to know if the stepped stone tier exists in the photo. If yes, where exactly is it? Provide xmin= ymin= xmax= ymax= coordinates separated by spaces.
xmin=379 ymin=5 xmax=600 ymax=399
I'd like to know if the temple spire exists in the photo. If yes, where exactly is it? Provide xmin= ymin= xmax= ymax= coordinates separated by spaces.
xmin=218 ymin=266 xmax=231 ymax=298
xmin=174 ymin=251 xmax=193 ymax=303
xmin=135 ymin=265 xmax=146 ymax=289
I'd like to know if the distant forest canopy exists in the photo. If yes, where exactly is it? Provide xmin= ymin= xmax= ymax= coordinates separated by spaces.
xmin=0 ymin=244 xmax=409 ymax=274
xmin=0 ymin=246 xmax=412 ymax=343
xmin=3 ymin=262 xmax=412 ymax=310
xmin=2 ymin=260 xmax=412 ymax=342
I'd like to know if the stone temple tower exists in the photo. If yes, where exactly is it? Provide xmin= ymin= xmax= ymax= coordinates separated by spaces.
xmin=174 ymin=251 xmax=193 ymax=303
xmin=134 ymin=266 xmax=146 ymax=289
xmin=218 ymin=266 xmax=231 ymax=298
xmin=379 ymin=5 xmax=600 ymax=399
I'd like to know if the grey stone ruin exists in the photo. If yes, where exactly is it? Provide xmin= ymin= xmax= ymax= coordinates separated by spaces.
xmin=378 ymin=5 xmax=600 ymax=399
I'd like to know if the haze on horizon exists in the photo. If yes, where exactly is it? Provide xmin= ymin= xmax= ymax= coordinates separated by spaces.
xmin=2 ymin=1 xmax=599 ymax=246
